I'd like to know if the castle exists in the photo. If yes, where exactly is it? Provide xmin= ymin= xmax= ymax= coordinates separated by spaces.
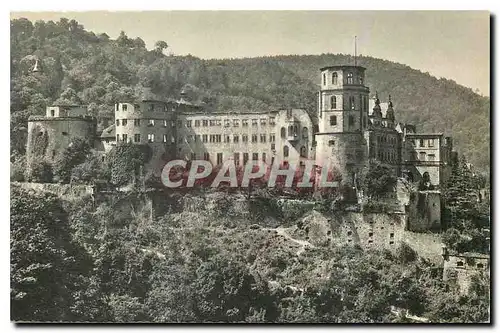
xmin=26 ymin=64 xmax=456 ymax=190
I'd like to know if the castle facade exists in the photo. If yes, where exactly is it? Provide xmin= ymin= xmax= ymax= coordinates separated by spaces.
xmin=26 ymin=64 xmax=456 ymax=188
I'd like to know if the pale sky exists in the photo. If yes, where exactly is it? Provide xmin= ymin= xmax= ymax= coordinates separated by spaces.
xmin=10 ymin=11 xmax=490 ymax=95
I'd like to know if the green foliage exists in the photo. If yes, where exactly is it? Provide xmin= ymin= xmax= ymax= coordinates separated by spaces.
xmin=27 ymin=159 xmax=53 ymax=183
xmin=53 ymin=137 xmax=92 ymax=183
xmin=442 ymin=155 xmax=490 ymax=254
xmin=107 ymin=143 xmax=152 ymax=186
xmin=363 ymin=160 xmax=397 ymax=199
xmin=10 ymin=186 xmax=99 ymax=321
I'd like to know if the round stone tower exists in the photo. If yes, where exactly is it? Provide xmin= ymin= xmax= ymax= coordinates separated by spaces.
xmin=314 ymin=65 xmax=370 ymax=186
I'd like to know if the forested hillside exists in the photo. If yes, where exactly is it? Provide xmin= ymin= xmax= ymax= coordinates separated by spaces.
xmin=10 ymin=17 xmax=490 ymax=171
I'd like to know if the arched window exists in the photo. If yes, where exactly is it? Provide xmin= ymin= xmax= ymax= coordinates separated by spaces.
xmin=322 ymin=73 xmax=326 ymax=85
xmin=332 ymin=72 xmax=338 ymax=85
xmin=281 ymin=127 xmax=286 ymax=138
xmin=288 ymin=125 xmax=294 ymax=137
xmin=302 ymin=127 xmax=308 ymax=139
xmin=283 ymin=146 xmax=289 ymax=158
xmin=347 ymin=72 xmax=353 ymax=84
xmin=294 ymin=125 xmax=298 ymax=136
xmin=300 ymin=146 xmax=307 ymax=157
xmin=331 ymin=96 xmax=337 ymax=109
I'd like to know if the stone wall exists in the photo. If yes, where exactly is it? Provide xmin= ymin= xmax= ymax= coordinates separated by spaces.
xmin=26 ymin=116 xmax=97 ymax=175
xmin=443 ymin=253 xmax=490 ymax=293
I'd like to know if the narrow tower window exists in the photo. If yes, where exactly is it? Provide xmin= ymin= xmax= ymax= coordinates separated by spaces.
xmin=350 ymin=96 xmax=355 ymax=110
xmin=331 ymin=96 xmax=337 ymax=109
xmin=332 ymin=72 xmax=338 ymax=85
xmin=323 ymin=73 xmax=326 ymax=85
xmin=283 ymin=146 xmax=289 ymax=158
xmin=347 ymin=72 xmax=353 ymax=84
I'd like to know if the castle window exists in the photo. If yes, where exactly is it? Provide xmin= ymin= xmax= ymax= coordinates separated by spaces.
xmin=122 ymin=119 xmax=127 ymax=126
xmin=243 ymin=153 xmax=249 ymax=164
xmin=331 ymin=96 xmax=337 ymax=109
xmin=122 ymin=104 xmax=127 ymax=111
xmin=477 ymin=263 xmax=484 ymax=269
xmin=347 ymin=72 xmax=353 ymax=84
xmin=270 ymin=134 xmax=276 ymax=142
xmin=134 ymin=134 xmax=140 ymax=143
xmin=332 ymin=72 xmax=338 ymax=85
xmin=116 ymin=120 xmax=119 ymax=126
xmin=116 ymin=134 xmax=120 ymax=142
xmin=148 ymin=119 xmax=155 ymax=127
xmin=115 ymin=104 xmax=119 ymax=112
xmin=457 ymin=261 xmax=464 ymax=267
xmin=242 ymin=119 xmax=248 ymax=127
xmin=328 ymin=140 xmax=335 ymax=146
xmin=62 ymin=132 xmax=68 ymax=136
xmin=349 ymin=96 xmax=355 ymax=110
xmin=242 ymin=134 xmax=248 ymax=143
xmin=234 ymin=135 xmax=239 ymax=143
xmin=186 ymin=120 xmax=192 ymax=127
xmin=359 ymin=76 xmax=363 ymax=85
xmin=203 ymin=119 xmax=208 ymax=127
xmin=252 ymin=153 xmax=258 ymax=161
xmin=269 ymin=117 xmax=276 ymax=125
xmin=349 ymin=115 xmax=354 ymax=126
xmin=134 ymin=119 xmax=140 ymax=126
xmin=209 ymin=119 xmax=215 ymax=126
xmin=147 ymin=134 xmax=155 ymax=143
xmin=428 ymin=154 xmax=436 ymax=161
xmin=300 ymin=146 xmax=307 ymax=158
xmin=224 ymin=135 xmax=230 ymax=143
xmin=419 ymin=139 xmax=425 ymax=147
xmin=330 ymin=116 xmax=337 ymax=126
xmin=368 ymin=232 xmax=373 ymax=237
xmin=281 ymin=127 xmax=286 ymax=138
xmin=390 ymin=233 xmax=394 ymax=238
xmin=323 ymin=73 xmax=326 ymax=85
xmin=234 ymin=153 xmax=240 ymax=166
xmin=204 ymin=152 xmax=210 ymax=161
xmin=428 ymin=139 xmax=435 ymax=147
xmin=283 ymin=146 xmax=289 ymax=158
xmin=389 ymin=241 xmax=394 ymax=245
xmin=50 ymin=109 xmax=55 ymax=117
xmin=260 ymin=134 xmax=267 ymax=143
xmin=195 ymin=120 xmax=200 ymax=127
xmin=202 ymin=135 xmax=208 ymax=143
xmin=260 ymin=118 xmax=266 ymax=126
xmin=252 ymin=119 xmax=258 ymax=126
xmin=262 ymin=153 xmax=266 ymax=162
xmin=271 ymin=143 xmax=276 ymax=150
xmin=347 ymin=231 xmax=352 ymax=236
xmin=217 ymin=153 xmax=223 ymax=165
xmin=224 ymin=119 xmax=230 ymax=127
xmin=302 ymin=127 xmax=308 ymax=139
xmin=252 ymin=134 xmax=258 ymax=143
xmin=233 ymin=119 xmax=239 ymax=127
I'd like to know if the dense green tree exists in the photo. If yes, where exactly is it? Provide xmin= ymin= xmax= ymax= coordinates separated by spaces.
xmin=53 ymin=137 xmax=92 ymax=183
xmin=363 ymin=160 xmax=397 ymax=199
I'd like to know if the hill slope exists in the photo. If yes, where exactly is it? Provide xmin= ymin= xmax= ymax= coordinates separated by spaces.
xmin=10 ymin=17 xmax=490 ymax=171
